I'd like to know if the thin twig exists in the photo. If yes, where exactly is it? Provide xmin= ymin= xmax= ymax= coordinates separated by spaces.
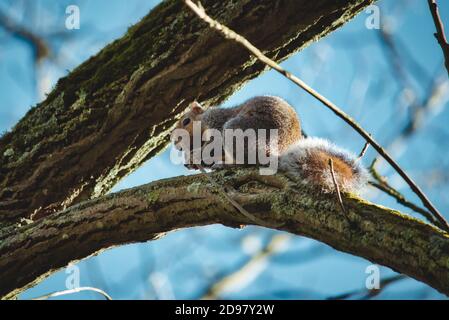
xmin=328 ymin=159 xmax=347 ymax=215
xmin=427 ymin=0 xmax=449 ymax=76
xmin=369 ymin=160 xmax=438 ymax=226
xmin=357 ymin=141 xmax=370 ymax=160
xmin=184 ymin=0 xmax=449 ymax=232
xmin=31 ymin=286 xmax=112 ymax=300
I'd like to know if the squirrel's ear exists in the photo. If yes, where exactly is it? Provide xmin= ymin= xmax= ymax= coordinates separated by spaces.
xmin=189 ymin=101 xmax=204 ymax=114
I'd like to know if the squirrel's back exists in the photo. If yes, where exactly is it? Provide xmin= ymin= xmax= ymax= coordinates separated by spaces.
xmin=279 ymin=137 xmax=368 ymax=193
xmin=204 ymin=96 xmax=302 ymax=153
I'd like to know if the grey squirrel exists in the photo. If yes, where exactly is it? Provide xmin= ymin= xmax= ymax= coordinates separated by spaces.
xmin=171 ymin=96 xmax=367 ymax=193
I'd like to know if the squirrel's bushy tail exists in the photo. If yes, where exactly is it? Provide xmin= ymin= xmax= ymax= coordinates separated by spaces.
xmin=279 ymin=137 xmax=368 ymax=193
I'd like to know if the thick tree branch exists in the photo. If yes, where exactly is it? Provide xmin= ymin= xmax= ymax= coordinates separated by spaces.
xmin=2 ymin=169 xmax=449 ymax=299
xmin=0 ymin=0 xmax=374 ymax=228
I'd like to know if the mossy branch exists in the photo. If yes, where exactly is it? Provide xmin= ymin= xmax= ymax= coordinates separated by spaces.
xmin=1 ymin=168 xmax=449 ymax=299
xmin=0 ymin=0 xmax=375 ymax=227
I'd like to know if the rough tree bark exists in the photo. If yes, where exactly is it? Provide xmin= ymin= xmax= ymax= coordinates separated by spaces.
xmin=2 ymin=169 xmax=449 ymax=299
xmin=5 ymin=0 xmax=431 ymax=300
xmin=0 ymin=0 xmax=374 ymax=228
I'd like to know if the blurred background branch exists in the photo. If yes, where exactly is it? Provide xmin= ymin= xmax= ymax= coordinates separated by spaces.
xmin=328 ymin=274 xmax=406 ymax=300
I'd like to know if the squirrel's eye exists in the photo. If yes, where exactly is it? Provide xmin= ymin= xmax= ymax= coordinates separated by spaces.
xmin=182 ymin=118 xmax=191 ymax=126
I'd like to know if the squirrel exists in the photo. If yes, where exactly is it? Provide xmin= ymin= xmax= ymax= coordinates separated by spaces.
xmin=171 ymin=96 xmax=367 ymax=193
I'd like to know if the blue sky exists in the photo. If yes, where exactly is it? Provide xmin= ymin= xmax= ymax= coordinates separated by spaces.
xmin=1 ymin=0 xmax=449 ymax=299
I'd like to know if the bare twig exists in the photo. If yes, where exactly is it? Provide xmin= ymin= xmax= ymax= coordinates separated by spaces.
xmin=427 ymin=0 xmax=449 ymax=76
xmin=31 ymin=286 xmax=112 ymax=300
xmin=328 ymin=159 xmax=347 ymax=215
xmin=357 ymin=141 xmax=370 ymax=160
xmin=184 ymin=0 xmax=449 ymax=232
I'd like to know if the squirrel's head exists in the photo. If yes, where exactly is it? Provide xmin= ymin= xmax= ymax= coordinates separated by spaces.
xmin=171 ymin=101 xmax=205 ymax=151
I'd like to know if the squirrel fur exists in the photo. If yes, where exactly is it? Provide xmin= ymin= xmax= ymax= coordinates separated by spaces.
xmin=171 ymin=96 xmax=367 ymax=193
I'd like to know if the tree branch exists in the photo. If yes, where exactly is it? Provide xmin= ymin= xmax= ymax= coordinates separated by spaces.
xmin=2 ymin=169 xmax=449 ymax=299
xmin=183 ymin=0 xmax=449 ymax=232
xmin=0 ymin=0 xmax=374 ymax=228
xmin=427 ymin=0 xmax=449 ymax=77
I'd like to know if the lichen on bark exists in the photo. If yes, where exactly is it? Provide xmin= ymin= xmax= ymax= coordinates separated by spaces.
xmin=1 ymin=168 xmax=449 ymax=299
